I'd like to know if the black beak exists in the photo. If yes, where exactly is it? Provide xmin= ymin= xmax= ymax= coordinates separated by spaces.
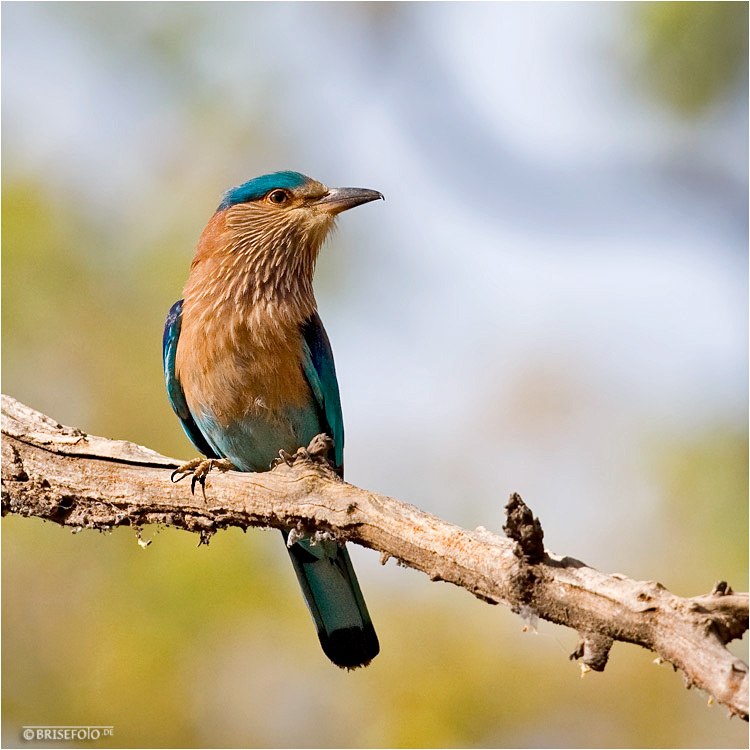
xmin=314 ymin=187 xmax=384 ymax=215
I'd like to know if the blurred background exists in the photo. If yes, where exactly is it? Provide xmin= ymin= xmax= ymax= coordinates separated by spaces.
xmin=2 ymin=2 xmax=747 ymax=748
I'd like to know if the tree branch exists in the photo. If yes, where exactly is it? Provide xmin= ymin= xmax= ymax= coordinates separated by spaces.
xmin=2 ymin=394 xmax=747 ymax=719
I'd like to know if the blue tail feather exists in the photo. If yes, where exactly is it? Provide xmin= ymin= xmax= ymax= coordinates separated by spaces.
xmin=282 ymin=531 xmax=379 ymax=668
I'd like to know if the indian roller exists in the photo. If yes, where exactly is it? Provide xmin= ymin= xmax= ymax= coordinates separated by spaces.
xmin=163 ymin=171 xmax=383 ymax=669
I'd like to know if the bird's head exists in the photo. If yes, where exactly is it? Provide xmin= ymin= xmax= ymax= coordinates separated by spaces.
xmin=215 ymin=171 xmax=383 ymax=258
xmin=187 ymin=172 xmax=382 ymax=316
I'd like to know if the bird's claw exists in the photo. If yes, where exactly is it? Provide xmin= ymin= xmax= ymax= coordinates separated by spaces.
xmin=170 ymin=457 xmax=235 ymax=499
xmin=272 ymin=449 xmax=296 ymax=469
xmin=271 ymin=435 xmax=333 ymax=470
xmin=306 ymin=433 xmax=334 ymax=459
xmin=170 ymin=458 xmax=203 ymax=484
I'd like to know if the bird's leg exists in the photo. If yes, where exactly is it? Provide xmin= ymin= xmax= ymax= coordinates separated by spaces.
xmin=171 ymin=457 xmax=235 ymax=499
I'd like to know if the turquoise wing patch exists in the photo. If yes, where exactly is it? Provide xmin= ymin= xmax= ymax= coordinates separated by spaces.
xmin=301 ymin=312 xmax=344 ymax=474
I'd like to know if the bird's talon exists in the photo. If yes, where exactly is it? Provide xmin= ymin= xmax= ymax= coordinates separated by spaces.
xmin=271 ymin=439 xmax=333 ymax=469
xmin=170 ymin=457 xmax=235 ymax=498
xmin=274 ymin=449 xmax=295 ymax=467
xmin=173 ymin=472 xmax=189 ymax=485
xmin=171 ymin=457 xmax=203 ymax=484
xmin=193 ymin=473 xmax=208 ymax=501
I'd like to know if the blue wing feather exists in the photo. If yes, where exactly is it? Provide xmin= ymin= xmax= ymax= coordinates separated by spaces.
xmin=163 ymin=300 xmax=218 ymax=459
xmin=301 ymin=312 xmax=344 ymax=475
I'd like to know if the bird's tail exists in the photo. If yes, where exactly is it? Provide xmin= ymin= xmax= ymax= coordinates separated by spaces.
xmin=282 ymin=531 xmax=379 ymax=669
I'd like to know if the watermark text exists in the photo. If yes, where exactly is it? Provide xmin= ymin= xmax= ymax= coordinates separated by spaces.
xmin=22 ymin=726 xmax=114 ymax=742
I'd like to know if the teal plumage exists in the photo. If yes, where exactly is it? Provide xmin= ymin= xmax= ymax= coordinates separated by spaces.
xmin=163 ymin=172 xmax=383 ymax=668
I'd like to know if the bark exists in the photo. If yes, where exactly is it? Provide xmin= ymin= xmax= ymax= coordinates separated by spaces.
xmin=2 ymin=394 xmax=747 ymax=719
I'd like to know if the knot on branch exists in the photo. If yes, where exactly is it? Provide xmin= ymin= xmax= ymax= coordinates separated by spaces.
xmin=3 ymin=443 xmax=28 ymax=483
xmin=690 ymin=580 xmax=749 ymax=645
xmin=570 ymin=631 xmax=614 ymax=672
xmin=503 ymin=493 xmax=545 ymax=563
xmin=711 ymin=580 xmax=734 ymax=596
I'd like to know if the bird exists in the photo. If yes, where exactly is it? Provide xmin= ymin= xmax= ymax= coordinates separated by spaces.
xmin=162 ymin=171 xmax=383 ymax=669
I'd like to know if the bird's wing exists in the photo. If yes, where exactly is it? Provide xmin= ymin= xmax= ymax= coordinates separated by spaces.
xmin=301 ymin=312 xmax=344 ymax=475
xmin=163 ymin=300 xmax=218 ymax=458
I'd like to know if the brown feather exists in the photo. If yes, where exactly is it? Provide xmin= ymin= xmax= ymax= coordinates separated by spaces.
xmin=176 ymin=200 xmax=336 ymax=424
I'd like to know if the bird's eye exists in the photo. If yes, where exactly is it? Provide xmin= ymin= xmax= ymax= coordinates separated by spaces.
xmin=267 ymin=190 xmax=289 ymax=204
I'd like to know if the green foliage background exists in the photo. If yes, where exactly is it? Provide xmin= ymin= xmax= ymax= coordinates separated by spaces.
xmin=2 ymin=3 xmax=747 ymax=748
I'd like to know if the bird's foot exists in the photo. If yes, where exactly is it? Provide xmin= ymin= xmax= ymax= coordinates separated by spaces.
xmin=170 ymin=457 xmax=235 ymax=499
xmin=306 ymin=433 xmax=334 ymax=460
xmin=271 ymin=434 xmax=334 ymax=469
xmin=273 ymin=449 xmax=296 ymax=468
